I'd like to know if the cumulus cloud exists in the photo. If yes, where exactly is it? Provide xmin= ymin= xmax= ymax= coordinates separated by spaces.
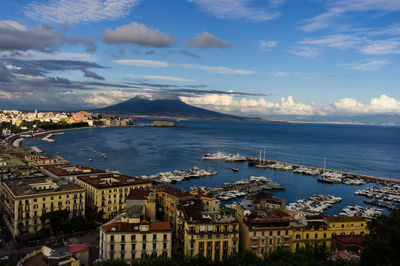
xmin=188 ymin=0 xmax=281 ymax=22
xmin=182 ymin=64 xmax=255 ymax=74
xmin=114 ymin=59 xmax=169 ymax=67
xmin=258 ymin=40 xmax=277 ymax=51
xmin=102 ymin=22 xmax=174 ymax=48
xmin=180 ymin=94 xmax=400 ymax=116
xmin=0 ymin=20 xmax=96 ymax=52
xmin=273 ymin=72 xmax=290 ymax=77
xmin=81 ymin=69 xmax=105 ymax=80
xmin=187 ymin=32 xmax=232 ymax=49
xmin=25 ymin=0 xmax=139 ymax=24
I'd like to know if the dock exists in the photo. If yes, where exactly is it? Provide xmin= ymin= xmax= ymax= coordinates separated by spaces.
xmin=247 ymin=157 xmax=400 ymax=185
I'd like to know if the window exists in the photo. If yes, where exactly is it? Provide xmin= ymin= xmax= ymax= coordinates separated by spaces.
xmin=269 ymin=231 xmax=273 ymax=236
xmin=142 ymin=243 xmax=146 ymax=250
xmin=163 ymin=242 xmax=167 ymax=250
xmin=269 ymin=239 xmax=273 ymax=244
xmin=253 ymin=232 xmax=256 ymax=237
xmin=277 ymin=231 xmax=280 ymax=236
xmin=110 ymin=235 xmax=114 ymax=242
xmin=306 ymin=234 xmax=309 ymax=239
xmin=143 ymin=234 xmax=147 ymax=241
xmin=323 ymin=233 xmax=326 ymax=238
xmin=110 ymin=244 xmax=114 ymax=251
xmin=296 ymin=234 xmax=301 ymax=239
xmin=315 ymin=233 xmax=318 ymax=239
xmin=132 ymin=244 xmax=136 ymax=251
xmin=121 ymin=235 xmax=125 ymax=242
xmin=361 ymin=223 xmax=364 ymax=227
xmin=262 ymin=231 xmax=265 ymax=236
xmin=341 ymin=224 xmax=344 ymax=228
xmin=163 ymin=234 xmax=167 ymax=240
xmin=153 ymin=243 xmax=156 ymax=250
xmin=131 ymin=235 xmax=136 ymax=241
xmin=121 ymin=244 xmax=125 ymax=251
xmin=153 ymin=234 xmax=157 ymax=241
xmin=351 ymin=224 xmax=353 ymax=227
xmin=277 ymin=238 xmax=280 ymax=244
xmin=285 ymin=230 xmax=288 ymax=235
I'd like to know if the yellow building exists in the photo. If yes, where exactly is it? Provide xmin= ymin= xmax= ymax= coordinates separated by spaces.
xmin=2 ymin=177 xmax=85 ymax=237
xmin=176 ymin=198 xmax=239 ymax=261
xmin=24 ymin=154 xmax=69 ymax=167
xmin=291 ymin=215 xmax=368 ymax=252
xmin=75 ymin=173 xmax=152 ymax=219
xmin=99 ymin=206 xmax=172 ymax=261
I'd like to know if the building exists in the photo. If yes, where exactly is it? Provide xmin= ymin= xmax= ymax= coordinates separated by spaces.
xmin=17 ymin=244 xmax=88 ymax=266
xmin=330 ymin=234 xmax=365 ymax=261
xmin=43 ymin=165 xmax=105 ymax=182
xmin=75 ymin=173 xmax=152 ymax=219
xmin=99 ymin=206 xmax=172 ymax=261
xmin=177 ymin=198 xmax=239 ymax=261
xmin=324 ymin=216 xmax=368 ymax=238
xmin=24 ymin=154 xmax=69 ymax=167
xmin=2 ymin=177 xmax=85 ymax=237
xmin=291 ymin=215 xmax=329 ymax=252
xmin=190 ymin=190 xmax=220 ymax=212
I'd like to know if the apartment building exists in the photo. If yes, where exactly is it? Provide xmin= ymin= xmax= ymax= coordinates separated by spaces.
xmin=2 ymin=177 xmax=85 ymax=237
xmin=75 ymin=173 xmax=152 ymax=219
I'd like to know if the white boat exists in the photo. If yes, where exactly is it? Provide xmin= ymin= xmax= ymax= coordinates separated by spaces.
xmin=225 ymin=153 xmax=247 ymax=162
xmin=203 ymin=151 xmax=232 ymax=160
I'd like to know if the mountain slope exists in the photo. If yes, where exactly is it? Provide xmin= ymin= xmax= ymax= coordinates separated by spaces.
xmin=95 ymin=97 xmax=245 ymax=120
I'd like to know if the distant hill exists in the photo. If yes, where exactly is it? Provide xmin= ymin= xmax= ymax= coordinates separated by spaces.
xmin=95 ymin=96 xmax=247 ymax=120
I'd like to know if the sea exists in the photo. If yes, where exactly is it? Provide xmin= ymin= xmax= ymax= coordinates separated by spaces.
xmin=21 ymin=120 xmax=400 ymax=215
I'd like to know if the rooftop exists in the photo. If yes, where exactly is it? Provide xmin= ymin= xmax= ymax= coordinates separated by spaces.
xmin=179 ymin=199 xmax=237 ymax=224
xmin=66 ymin=243 xmax=88 ymax=254
xmin=325 ymin=216 xmax=366 ymax=223
xmin=77 ymin=173 xmax=151 ymax=188
xmin=101 ymin=218 xmax=171 ymax=233
xmin=332 ymin=234 xmax=365 ymax=246
xmin=127 ymin=188 xmax=152 ymax=200
xmin=3 ymin=177 xmax=84 ymax=197
xmin=158 ymin=185 xmax=193 ymax=198
xmin=44 ymin=165 xmax=105 ymax=177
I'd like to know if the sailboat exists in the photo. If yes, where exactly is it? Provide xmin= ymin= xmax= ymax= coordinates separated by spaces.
xmin=255 ymin=148 xmax=268 ymax=168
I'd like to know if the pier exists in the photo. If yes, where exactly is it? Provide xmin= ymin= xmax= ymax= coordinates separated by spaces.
xmin=247 ymin=157 xmax=400 ymax=185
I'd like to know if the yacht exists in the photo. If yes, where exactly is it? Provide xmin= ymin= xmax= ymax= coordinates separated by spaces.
xmin=203 ymin=151 xmax=232 ymax=160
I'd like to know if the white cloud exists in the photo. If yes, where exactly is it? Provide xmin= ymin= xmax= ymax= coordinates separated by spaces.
xmin=339 ymin=59 xmax=389 ymax=71
xmin=142 ymin=75 xmax=195 ymax=82
xmin=290 ymin=46 xmax=320 ymax=58
xmin=187 ymin=32 xmax=232 ymax=49
xmin=273 ymin=71 xmax=290 ymax=77
xmin=182 ymin=64 xmax=255 ymax=75
xmin=360 ymin=38 xmax=400 ymax=55
xmin=258 ymin=40 xmax=277 ymax=51
xmin=80 ymin=90 xmax=134 ymax=106
xmin=114 ymin=59 xmax=169 ymax=67
xmin=103 ymin=22 xmax=174 ymax=47
xmin=188 ymin=0 xmax=281 ymax=22
xmin=299 ymin=34 xmax=361 ymax=49
xmin=301 ymin=0 xmax=400 ymax=32
xmin=180 ymin=94 xmax=400 ymax=116
xmin=24 ymin=0 xmax=139 ymax=24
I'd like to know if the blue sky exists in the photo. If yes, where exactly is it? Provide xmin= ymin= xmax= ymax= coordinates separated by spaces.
xmin=1 ymin=0 xmax=400 ymax=117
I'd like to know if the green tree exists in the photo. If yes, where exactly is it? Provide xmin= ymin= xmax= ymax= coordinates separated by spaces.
xmin=360 ymin=208 xmax=400 ymax=266
xmin=94 ymin=258 xmax=129 ymax=266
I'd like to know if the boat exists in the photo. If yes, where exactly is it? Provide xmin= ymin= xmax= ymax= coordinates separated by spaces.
xmin=317 ymin=176 xmax=341 ymax=184
xmin=203 ymin=151 xmax=232 ymax=160
xmin=232 ymin=168 xmax=239 ymax=172
xmin=88 ymin=158 xmax=93 ymax=161
xmin=225 ymin=153 xmax=247 ymax=162
xmin=102 ymin=153 xmax=107 ymax=159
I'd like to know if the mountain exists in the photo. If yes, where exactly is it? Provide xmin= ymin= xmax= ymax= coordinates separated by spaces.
xmin=95 ymin=96 xmax=246 ymax=120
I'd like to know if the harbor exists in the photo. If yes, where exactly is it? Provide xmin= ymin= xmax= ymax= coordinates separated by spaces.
xmin=136 ymin=167 xmax=217 ymax=184
xmin=287 ymin=195 xmax=343 ymax=214
xmin=190 ymin=175 xmax=285 ymax=201
xmin=354 ymin=184 xmax=400 ymax=210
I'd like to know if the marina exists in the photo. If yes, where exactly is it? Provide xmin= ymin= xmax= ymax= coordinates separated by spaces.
xmin=191 ymin=175 xmax=285 ymax=201
xmin=339 ymin=205 xmax=384 ymax=219
xmin=137 ymin=167 xmax=217 ymax=184
xmin=354 ymin=184 xmax=400 ymax=210
xmin=287 ymin=195 xmax=343 ymax=214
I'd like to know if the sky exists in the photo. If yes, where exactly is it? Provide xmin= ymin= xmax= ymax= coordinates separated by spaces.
xmin=1 ymin=0 xmax=400 ymax=117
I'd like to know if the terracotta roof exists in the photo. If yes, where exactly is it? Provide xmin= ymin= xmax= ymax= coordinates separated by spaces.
xmin=44 ymin=165 xmax=104 ymax=177
xmin=325 ymin=216 xmax=366 ymax=223
xmin=127 ymin=188 xmax=152 ymax=200
xmin=332 ymin=234 xmax=365 ymax=246
xmin=22 ymin=253 xmax=48 ymax=266
xmin=159 ymin=186 xmax=192 ymax=198
xmin=149 ymin=222 xmax=171 ymax=231
xmin=77 ymin=173 xmax=151 ymax=188
xmin=67 ymin=243 xmax=88 ymax=254
xmin=197 ymin=191 xmax=214 ymax=199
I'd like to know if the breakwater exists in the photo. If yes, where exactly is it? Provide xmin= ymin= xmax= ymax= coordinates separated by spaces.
xmin=247 ymin=157 xmax=400 ymax=185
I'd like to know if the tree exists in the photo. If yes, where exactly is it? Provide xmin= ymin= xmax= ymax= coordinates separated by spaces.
xmin=94 ymin=259 xmax=129 ymax=266
xmin=360 ymin=208 xmax=400 ymax=266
